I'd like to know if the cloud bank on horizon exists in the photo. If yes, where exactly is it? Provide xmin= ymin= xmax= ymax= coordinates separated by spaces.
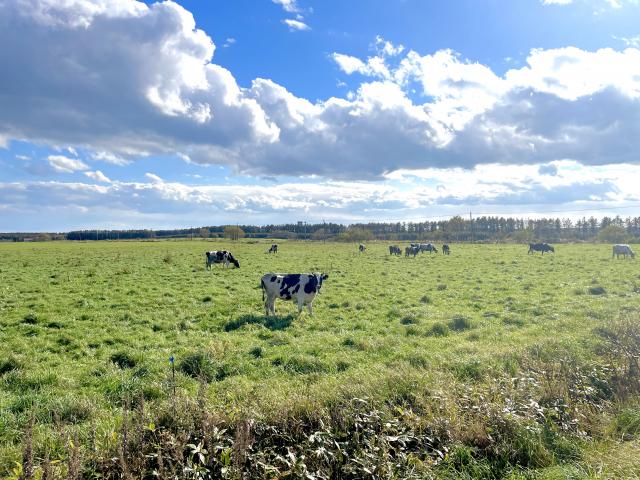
xmin=1 ymin=0 xmax=640 ymax=230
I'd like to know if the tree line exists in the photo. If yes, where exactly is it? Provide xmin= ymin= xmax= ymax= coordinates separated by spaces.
xmin=2 ymin=215 xmax=640 ymax=243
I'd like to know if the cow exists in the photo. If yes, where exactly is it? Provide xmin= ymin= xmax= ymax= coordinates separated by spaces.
xmin=405 ymin=246 xmax=419 ymax=257
xmin=389 ymin=245 xmax=402 ymax=256
xmin=261 ymin=273 xmax=328 ymax=316
xmin=418 ymin=243 xmax=438 ymax=254
xmin=528 ymin=243 xmax=555 ymax=255
xmin=359 ymin=244 xmax=366 ymax=253
xmin=268 ymin=244 xmax=278 ymax=254
xmin=613 ymin=244 xmax=635 ymax=259
xmin=442 ymin=244 xmax=450 ymax=255
xmin=205 ymin=250 xmax=240 ymax=269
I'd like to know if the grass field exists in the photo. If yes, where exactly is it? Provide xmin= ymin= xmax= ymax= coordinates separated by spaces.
xmin=1 ymin=240 xmax=640 ymax=478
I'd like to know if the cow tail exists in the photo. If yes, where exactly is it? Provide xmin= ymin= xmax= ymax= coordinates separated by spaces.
xmin=261 ymin=279 xmax=266 ymax=301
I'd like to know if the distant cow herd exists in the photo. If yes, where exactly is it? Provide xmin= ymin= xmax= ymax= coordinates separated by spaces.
xmin=204 ymin=241 xmax=635 ymax=318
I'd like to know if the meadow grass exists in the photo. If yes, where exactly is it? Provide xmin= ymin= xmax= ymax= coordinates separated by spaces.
xmin=1 ymin=240 xmax=639 ymax=477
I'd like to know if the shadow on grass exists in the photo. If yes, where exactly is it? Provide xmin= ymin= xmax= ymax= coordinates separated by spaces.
xmin=224 ymin=314 xmax=295 ymax=332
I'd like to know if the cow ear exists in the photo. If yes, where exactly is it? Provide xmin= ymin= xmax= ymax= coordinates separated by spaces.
xmin=322 ymin=274 xmax=329 ymax=280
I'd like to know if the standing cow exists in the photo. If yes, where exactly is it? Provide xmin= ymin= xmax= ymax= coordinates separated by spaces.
xmin=419 ymin=243 xmax=438 ymax=254
xmin=205 ymin=250 xmax=240 ymax=269
xmin=442 ymin=244 xmax=450 ymax=255
xmin=389 ymin=245 xmax=401 ymax=255
xmin=405 ymin=246 xmax=419 ymax=257
xmin=612 ymin=244 xmax=635 ymax=259
xmin=359 ymin=244 xmax=366 ymax=253
xmin=268 ymin=244 xmax=278 ymax=254
xmin=528 ymin=243 xmax=555 ymax=255
xmin=261 ymin=273 xmax=328 ymax=316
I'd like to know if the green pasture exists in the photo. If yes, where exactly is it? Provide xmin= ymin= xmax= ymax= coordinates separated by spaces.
xmin=1 ymin=240 xmax=639 ymax=476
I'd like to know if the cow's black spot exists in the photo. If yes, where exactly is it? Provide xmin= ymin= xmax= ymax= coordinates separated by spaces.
xmin=270 ymin=276 xmax=277 ymax=282
xmin=304 ymin=276 xmax=318 ymax=294
xmin=292 ymin=284 xmax=300 ymax=294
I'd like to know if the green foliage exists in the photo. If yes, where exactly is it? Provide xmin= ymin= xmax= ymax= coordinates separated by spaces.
xmin=1 ymin=240 xmax=640 ymax=477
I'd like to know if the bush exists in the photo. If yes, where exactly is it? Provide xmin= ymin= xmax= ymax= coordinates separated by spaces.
xmin=0 ymin=357 xmax=20 ymax=376
xmin=588 ymin=286 xmax=606 ymax=295
xmin=110 ymin=351 xmax=137 ymax=369
xmin=22 ymin=313 xmax=38 ymax=324
xmin=179 ymin=352 xmax=217 ymax=381
xmin=449 ymin=315 xmax=473 ymax=331
xmin=426 ymin=322 xmax=449 ymax=337
xmin=400 ymin=314 xmax=420 ymax=325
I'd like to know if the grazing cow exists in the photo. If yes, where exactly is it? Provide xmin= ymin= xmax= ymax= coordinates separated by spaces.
xmin=419 ymin=243 xmax=438 ymax=254
xmin=613 ymin=244 xmax=635 ymax=259
xmin=205 ymin=250 xmax=240 ymax=269
xmin=405 ymin=246 xmax=419 ymax=257
xmin=359 ymin=244 xmax=366 ymax=253
xmin=528 ymin=243 xmax=555 ymax=255
xmin=442 ymin=244 xmax=450 ymax=255
xmin=389 ymin=245 xmax=402 ymax=256
xmin=261 ymin=273 xmax=329 ymax=316
xmin=268 ymin=244 xmax=278 ymax=254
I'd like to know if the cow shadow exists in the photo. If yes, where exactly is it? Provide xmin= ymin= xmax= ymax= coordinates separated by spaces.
xmin=224 ymin=314 xmax=294 ymax=332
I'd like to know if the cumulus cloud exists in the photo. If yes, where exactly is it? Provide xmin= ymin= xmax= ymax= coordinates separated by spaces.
xmin=84 ymin=170 xmax=111 ymax=183
xmin=1 ymin=0 xmax=640 ymax=181
xmin=272 ymin=0 xmax=299 ymax=13
xmin=47 ymin=155 xmax=89 ymax=173
xmin=282 ymin=18 xmax=310 ymax=31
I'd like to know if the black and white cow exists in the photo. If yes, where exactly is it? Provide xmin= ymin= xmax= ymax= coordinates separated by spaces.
xmin=405 ymin=245 xmax=419 ymax=257
xmin=261 ymin=273 xmax=329 ymax=316
xmin=442 ymin=244 xmax=450 ymax=255
xmin=389 ymin=245 xmax=402 ymax=255
xmin=528 ymin=243 xmax=555 ymax=255
xmin=205 ymin=250 xmax=240 ymax=269
xmin=419 ymin=243 xmax=438 ymax=254
xmin=613 ymin=244 xmax=635 ymax=259
xmin=268 ymin=244 xmax=278 ymax=254
xmin=359 ymin=244 xmax=366 ymax=253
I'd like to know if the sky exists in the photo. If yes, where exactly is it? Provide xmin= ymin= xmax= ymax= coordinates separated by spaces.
xmin=1 ymin=0 xmax=640 ymax=231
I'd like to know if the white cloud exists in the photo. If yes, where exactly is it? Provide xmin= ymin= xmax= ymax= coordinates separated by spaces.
xmin=47 ymin=155 xmax=89 ymax=173
xmin=272 ymin=0 xmax=299 ymax=13
xmin=542 ymin=0 xmax=573 ymax=4
xmin=91 ymin=151 xmax=131 ymax=166
xmin=3 ymin=160 xmax=640 ymax=229
xmin=2 ymin=1 xmax=640 ymax=182
xmin=84 ymin=170 xmax=111 ymax=183
xmin=282 ymin=18 xmax=310 ymax=31
xmin=223 ymin=37 xmax=236 ymax=48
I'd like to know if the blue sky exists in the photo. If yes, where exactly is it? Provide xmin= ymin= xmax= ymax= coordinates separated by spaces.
xmin=1 ymin=0 xmax=640 ymax=231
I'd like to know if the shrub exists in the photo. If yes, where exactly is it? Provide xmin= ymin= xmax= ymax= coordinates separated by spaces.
xmin=436 ymin=284 xmax=447 ymax=291
xmin=449 ymin=315 xmax=473 ymax=331
xmin=22 ymin=313 xmax=38 ymax=324
xmin=179 ymin=352 xmax=217 ymax=381
xmin=426 ymin=322 xmax=449 ymax=337
xmin=588 ymin=286 xmax=606 ymax=295
xmin=249 ymin=346 xmax=263 ymax=358
xmin=0 ymin=357 xmax=20 ymax=376
xmin=400 ymin=314 xmax=420 ymax=325
xmin=110 ymin=351 xmax=137 ymax=369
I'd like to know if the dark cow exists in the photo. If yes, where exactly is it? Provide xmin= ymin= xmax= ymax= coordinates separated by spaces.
xmin=419 ymin=243 xmax=438 ymax=254
xmin=261 ymin=273 xmax=329 ymax=316
xmin=268 ymin=244 xmax=278 ymax=254
xmin=405 ymin=245 xmax=419 ymax=257
xmin=528 ymin=243 xmax=555 ymax=255
xmin=205 ymin=250 xmax=240 ymax=269
xmin=389 ymin=245 xmax=402 ymax=255
xmin=613 ymin=244 xmax=635 ymax=259
xmin=359 ymin=244 xmax=366 ymax=253
xmin=442 ymin=244 xmax=450 ymax=255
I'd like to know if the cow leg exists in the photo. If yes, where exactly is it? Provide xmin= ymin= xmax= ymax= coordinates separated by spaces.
xmin=297 ymin=299 xmax=304 ymax=315
xmin=307 ymin=301 xmax=313 ymax=316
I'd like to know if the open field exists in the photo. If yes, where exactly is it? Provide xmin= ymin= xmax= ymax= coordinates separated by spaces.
xmin=1 ymin=240 xmax=640 ymax=478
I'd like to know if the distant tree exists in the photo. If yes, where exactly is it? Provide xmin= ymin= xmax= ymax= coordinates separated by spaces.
xmin=337 ymin=227 xmax=373 ymax=243
xmin=223 ymin=226 xmax=245 ymax=241
xmin=198 ymin=227 xmax=210 ymax=239
xmin=311 ymin=228 xmax=329 ymax=242
xmin=597 ymin=225 xmax=628 ymax=244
